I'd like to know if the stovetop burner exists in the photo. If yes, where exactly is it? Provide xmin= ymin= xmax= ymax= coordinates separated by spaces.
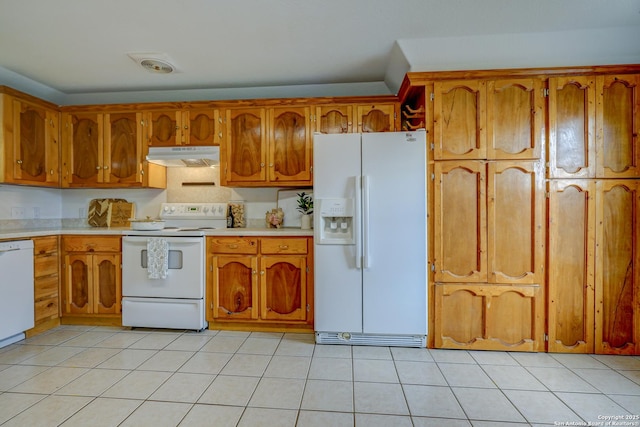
xmin=125 ymin=203 xmax=228 ymax=236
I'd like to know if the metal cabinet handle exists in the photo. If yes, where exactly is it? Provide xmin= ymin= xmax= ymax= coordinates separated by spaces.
xmin=96 ymin=166 xmax=101 ymax=170
xmin=279 ymin=245 xmax=289 ymax=249
xmin=228 ymin=244 xmax=239 ymax=249
xmin=260 ymin=271 xmax=265 ymax=275
xmin=16 ymin=159 xmax=22 ymax=164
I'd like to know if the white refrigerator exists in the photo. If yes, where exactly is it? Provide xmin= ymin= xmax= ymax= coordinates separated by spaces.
xmin=313 ymin=130 xmax=427 ymax=347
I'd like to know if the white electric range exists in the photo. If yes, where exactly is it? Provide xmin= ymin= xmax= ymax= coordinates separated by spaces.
xmin=121 ymin=203 xmax=227 ymax=331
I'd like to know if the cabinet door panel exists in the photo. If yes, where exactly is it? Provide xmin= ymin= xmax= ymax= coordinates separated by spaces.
xmin=487 ymin=161 xmax=544 ymax=284
xmin=434 ymin=81 xmax=486 ymax=160
xmin=356 ymin=104 xmax=395 ymax=133
xmin=225 ymin=108 xmax=266 ymax=183
xmin=261 ymin=256 xmax=306 ymax=321
xmin=596 ymin=74 xmax=640 ymax=178
xmin=434 ymin=284 xmax=484 ymax=346
xmin=94 ymin=254 xmax=121 ymax=314
xmin=63 ymin=112 xmax=104 ymax=185
xmin=187 ymin=109 xmax=219 ymax=146
xmin=434 ymin=161 xmax=486 ymax=282
xmin=315 ymin=105 xmax=353 ymax=134
xmin=434 ymin=283 xmax=543 ymax=351
xmin=595 ymin=180 xmax=640 ymax=354
xmin=15 ymin=100 xmax=47 ymax=181
xmin=105 ymin=112 xmax=143 ymax=185
xmin=148 ymin=111 xmax=180 ymax=146
xmin=269 ymin=107 xmax=312 ymax=183
xmin=65 ymin=254 xmax=91 ymax=314
xmin=487 ymin=286 xmax=539 ymax=347
xmin=548 ymin=76 xmax=596 ymax=178
xmin=547 ymin=180 xmax=596 ymax=353
xmin=213 ymin=256 xmax=258 ymax=320
xmin=487 ymin=78 xmax=542 ymax=160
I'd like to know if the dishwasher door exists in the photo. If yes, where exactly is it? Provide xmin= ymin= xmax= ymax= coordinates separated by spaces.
xmin=0 ymin=240 xmax=34 ymax=348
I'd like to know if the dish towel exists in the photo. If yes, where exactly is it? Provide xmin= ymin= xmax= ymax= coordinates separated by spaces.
xmin=147 ymin=237 xmax=169 ymax=279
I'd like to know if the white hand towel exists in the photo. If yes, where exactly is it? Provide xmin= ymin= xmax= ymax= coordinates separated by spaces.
xmin=147 ymin=237 xmax=169 ymax=279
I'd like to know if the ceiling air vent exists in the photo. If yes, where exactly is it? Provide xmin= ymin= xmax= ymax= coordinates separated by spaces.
xmin=127 ymin=52 xmax=176 ymax=74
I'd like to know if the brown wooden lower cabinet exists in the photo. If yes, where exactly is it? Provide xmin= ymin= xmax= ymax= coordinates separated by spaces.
xmin=434 ymin=283 xmax=545 ymax=352
xmin=207 ymin=236 xmax=313 ymax=330
xmin=61 ymin=235 xmax=121 ymax=317
xmin=33 ymin=236 xmax=60 ymax=324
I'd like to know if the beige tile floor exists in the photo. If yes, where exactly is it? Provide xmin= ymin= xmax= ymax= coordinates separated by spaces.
xmin=0 ymin=325 xmax=639 ymax=426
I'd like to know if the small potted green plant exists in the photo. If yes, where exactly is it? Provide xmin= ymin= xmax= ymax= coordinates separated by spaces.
xmin=296 ymin=192 xmax=313 ymax=229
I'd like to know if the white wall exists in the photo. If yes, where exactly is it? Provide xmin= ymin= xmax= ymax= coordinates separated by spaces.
xmin=0 ymin=166 xmax=291 ymax=222
xmin=0 ymin=185 xmax=62 ymax=219
xmin=60 ymin=188 xmax=165 ymax=220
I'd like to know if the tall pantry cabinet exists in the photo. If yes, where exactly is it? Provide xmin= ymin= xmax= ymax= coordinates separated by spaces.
xmin=431 ymin=78 xmax=546 ymax=352
xmin=547 ymin=74 xmax=640 ymax=354
xmin=402 ymin=67 xmax=640 ymax=354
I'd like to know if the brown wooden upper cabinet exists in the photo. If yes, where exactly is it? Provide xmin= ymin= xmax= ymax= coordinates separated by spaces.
xmin=146 ymin=109 xmax=221 ymax=146
xmin=596 ymin=74 xmax=640 ymax=178
xmin=433 ymin=80 xmax=487 ymax=160
xmin=1 ymin=93 xmax=60 ymax=187
xmin=548 ymin=73 xmax=640 ymax=179
xmin=61 ymin=111 xmax=146 ymax=187
xmin=314 ymin=105 xmax=354 ymax=134
xmin=356 ymin=104 xmax=396 ymax=133
xmin=313 ymin=103 xmax=397 ymax=134
xmin=222 ymin=106 xmax=312 ymax=187
xmin=434 ymin=78 xmax=542 ymax=161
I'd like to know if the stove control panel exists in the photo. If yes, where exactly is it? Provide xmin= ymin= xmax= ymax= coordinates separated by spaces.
xmin=160 ymin=203 xmax=228 ymax=220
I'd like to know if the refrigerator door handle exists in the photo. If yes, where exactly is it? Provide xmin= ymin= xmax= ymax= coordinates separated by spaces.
xmin=355 ymin=175 xmax=363 ymax=269
xmin=362 ymin=174 xmax=370 ymax=269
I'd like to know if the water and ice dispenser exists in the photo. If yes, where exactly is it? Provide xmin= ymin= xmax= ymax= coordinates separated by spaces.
xmin=316 ymin=198 xmax=355 ymax=245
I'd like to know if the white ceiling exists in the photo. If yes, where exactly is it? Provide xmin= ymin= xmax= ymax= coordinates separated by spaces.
xmin=1 ymin=0 xmax=640 ymax=105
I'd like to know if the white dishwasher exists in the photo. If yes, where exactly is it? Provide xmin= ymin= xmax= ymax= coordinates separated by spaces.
xmin=0 ymin=239 xmax=34 ymax=348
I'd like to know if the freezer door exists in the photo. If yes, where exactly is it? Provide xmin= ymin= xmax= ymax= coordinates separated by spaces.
xmin=313 ymin=133 xmax=363 ymax=333
xmin=361 ymin=131 xmax=427 ymax=335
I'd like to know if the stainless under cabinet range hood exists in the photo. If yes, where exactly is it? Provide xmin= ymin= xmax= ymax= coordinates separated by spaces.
xmin=146 ymin=146 xmax=220 ymax=167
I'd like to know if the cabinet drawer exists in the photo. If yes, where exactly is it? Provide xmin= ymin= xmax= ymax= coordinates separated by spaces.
xmin=208 ymin=237 xmax=258 ymax=254
xmin=63 ymin=236 xmax=121 ymax=252
xmin=33 ymin=236 xmax=58 ymax=255
xmin=260 ymin=238 xmax=308 ymax=254
xmin=35 ymin=297 xmax=59 ymax=321
xmin=35 ymin=253 xmax=58 ymax=277
xmin=35 ymin=275 xmax=59 ymax=300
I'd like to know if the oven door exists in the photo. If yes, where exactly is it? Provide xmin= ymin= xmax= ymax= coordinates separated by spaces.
xmin=122 ymin=236 xmax=204 ymax=299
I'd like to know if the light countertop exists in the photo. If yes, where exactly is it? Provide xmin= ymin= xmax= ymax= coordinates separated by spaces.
xmin=0 ymin=227 xmax=314 ymax=241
